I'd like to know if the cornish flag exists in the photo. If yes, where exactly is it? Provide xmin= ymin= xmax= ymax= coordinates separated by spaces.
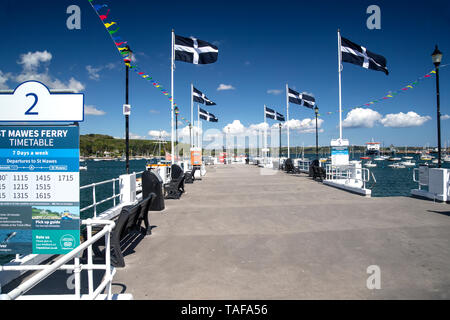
xmin=265 ymin=106 xmax=276 ymax=120
xmin=175 ymin=34 xmax=218 ymax=65
xmin=288 ymin=88 xmax=316 ymax=109
xmin=193 ymin=87 xmax=216 ymax=106
xmin=199 ymin=108 xmax=218 ymax=122
xmin=276 ymin=112 xmax=285 ymax=122
xmin=340 ymin=36 xmax=388 ymax=75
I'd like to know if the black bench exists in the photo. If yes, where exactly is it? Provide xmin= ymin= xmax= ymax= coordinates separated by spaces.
xmin=284 ymin=158 xmax=299 ymax=174
xmin=309 ymin=159 xmax=326 ymax=181
xmin=164 ymin=164 xmax=185 ymax=199
xmin=89 ymin=194 xmax=155 ymax=268
xmin=185 ymin=166 xmax=198 ymax=184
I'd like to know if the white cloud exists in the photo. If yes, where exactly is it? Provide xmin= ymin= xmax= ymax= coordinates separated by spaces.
xmin=149 ymin=109 xmax=160 ymax=114
xmin=179 ymin=125 xmax=202 ymax=138
xmin=267 ymin=89 xmax=282 ymax=95
xmin=223 ymin=120 xmax=246 ymax=135
xmin=343 ymin=108 xmax=382 ymax=128
xmin=18 ymin=50 xmax=52 ymax=71
xmin=148 ymin=130 xmax=169 ymax=138
xmin=283 ymin=118 xmax=324 ymax=133
xmin=130 ymin=133 xmax=146 ymax=140
xmin=380 ymin=111 xmax=431 ymax=128
xmin=86 ymin=65 xmax=101 ymax=80
xmin=12 ymin=51 xmax=85 ymax=92
xmin=0 ymin=70 xmax=10 ymax=90
xmin=441 ymin=114 xmax=450 ymax=120
xmin=85 ymin=105 xmax=106 ymax=116
xmin=217 ymin=84 xmax=235 ymax=91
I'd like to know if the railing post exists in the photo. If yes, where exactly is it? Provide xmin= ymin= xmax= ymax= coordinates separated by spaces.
xmin=92 ymin=184 xmax=97 ymax=218
xmin=113 ymin=180 xmax=116 ymax=207
xmin=74 ymin=257 xmax=81 ymax=299
xmin=105 ymin=229 xmax=112 ymax=300
xmin=87 ymin=223 xmax=94 ymax=295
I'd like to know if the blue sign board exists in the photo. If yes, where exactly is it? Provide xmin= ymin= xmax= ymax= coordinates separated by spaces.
xmin=0 ymin=126 xmax=80 ymax=255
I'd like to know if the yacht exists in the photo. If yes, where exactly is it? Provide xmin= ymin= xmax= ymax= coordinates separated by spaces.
xmin=388 ymin=162 xmax=406 ymax=169
xmin=364 ymin=161 xmax=377 ymax=168
xmin=401 ymin=159 xmax=416 ymax=167
xmin=403 ymin=146 xmax=413 ymax=160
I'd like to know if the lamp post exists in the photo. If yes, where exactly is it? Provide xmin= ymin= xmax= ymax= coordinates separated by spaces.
xmin=432 ymin=45 xmax=443 ymax=168
xmin=124 ymin=46 xmax=133 ymax=174
xmin=314 ymin=106 xmax=319 ymax=160
xmin=174 ymin=106 xmax=179 ymax=162
xmin=278 ymin=123 xmax=282 ymax=169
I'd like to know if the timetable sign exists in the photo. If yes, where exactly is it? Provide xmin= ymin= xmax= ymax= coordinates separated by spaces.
xmin=0 ymin=126 xmax=80 ymax=255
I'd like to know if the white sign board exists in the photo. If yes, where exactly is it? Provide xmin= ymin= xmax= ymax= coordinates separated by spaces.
xmin=331 ymin=138 xmax=349 ymax=166
xmin=0 ymin=81 xmax=84 ymax=122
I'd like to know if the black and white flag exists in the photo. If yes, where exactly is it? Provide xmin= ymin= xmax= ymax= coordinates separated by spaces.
xmin=193 ymin=87 xmax=216 ymax=106
xmin=340 ymin=36 xmax=388 ymax=75
xmin=199 ymin=108 xmax=218 ymax=122
xmin=265 ymin=107 xmax=276 ymax=120
xmin=276 ymin=112 xmax=285 ymax=122
xmin=175 ymin=34 xmax=218 ymax=65
xmin=288 ymin=88 xmax=316 ymax=109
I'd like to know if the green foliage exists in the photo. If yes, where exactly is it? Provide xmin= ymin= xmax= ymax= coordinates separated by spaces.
xmin=80 ymin=134 xmax=170 ymax=157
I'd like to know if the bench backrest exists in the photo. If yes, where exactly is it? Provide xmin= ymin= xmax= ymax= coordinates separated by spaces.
xmin=136 ymin=194 xmax=154 ymax=223
xmin=171 ymin=164 xmax=184 ymax=180
xmin=115 ymin=204 xmax=142 ymax=240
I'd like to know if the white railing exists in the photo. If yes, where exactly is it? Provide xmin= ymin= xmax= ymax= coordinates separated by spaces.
xmin=0 ymin=219 xmax=120 ymax=300
xmin=413 ymin=167 xmax=429 ymax=191
xmin=297 ymin=159 xmax=311 ymax=173
xmin=80 ymin=171 xmax=145 ymax=219
xmin=80 ymin=178 xmax=121 ymax=218
xmin=326 ymin=164 xmax=373 ymax=189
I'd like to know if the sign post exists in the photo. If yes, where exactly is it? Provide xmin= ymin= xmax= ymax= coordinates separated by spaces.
xmin=0 ymin=81 xmax=83 ymax=256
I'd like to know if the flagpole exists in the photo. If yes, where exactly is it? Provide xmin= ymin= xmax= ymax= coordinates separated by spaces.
xmin=171 ymin=29 xmax=175 ymax=164
xmin=197 ymin=104 xmax=200 ymax=148
xmin=190 ymin=83 xmax=194 ymax=148
xmin=264 ymin=105 xmax=267 ymax=164
xmin=286 ymin=83 xmax=290 ymax=158
xmin=337 ymin=28 xmax=343 ymax=140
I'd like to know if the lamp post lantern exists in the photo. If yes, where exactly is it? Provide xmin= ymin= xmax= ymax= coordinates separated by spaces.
xmin=314 ymin=105 xmax=319 ymax=160
xmin=124 ymin=46 xmax=133 ymax=174
xmin=432 ymin=45 xmax=443 ymax=168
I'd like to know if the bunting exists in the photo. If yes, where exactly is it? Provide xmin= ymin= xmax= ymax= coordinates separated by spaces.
xmin=88 ymin=0 xmax=179 ymax=108
xmin=323 ymin=67 xmax=446 ymax=116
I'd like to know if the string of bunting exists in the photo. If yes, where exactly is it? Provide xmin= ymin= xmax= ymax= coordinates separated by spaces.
xmin=88 ymin=0 xmax=179 ymax=109
xmin=324 ymin=65 xmax=448 ymax=116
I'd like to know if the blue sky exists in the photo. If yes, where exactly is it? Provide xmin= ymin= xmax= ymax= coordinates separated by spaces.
xmin=0 ymin=0 xmax=449 ymax=147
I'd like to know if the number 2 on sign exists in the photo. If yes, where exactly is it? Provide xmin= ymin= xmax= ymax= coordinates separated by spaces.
xmin=25 ymin=93 xmax=39 ymax=115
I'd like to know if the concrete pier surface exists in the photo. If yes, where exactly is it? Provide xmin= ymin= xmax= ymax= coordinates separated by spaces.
xmin=111 ymin=164 xmax=450 ymax=299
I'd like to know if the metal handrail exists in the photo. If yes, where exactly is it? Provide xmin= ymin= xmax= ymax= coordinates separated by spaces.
xmin=80 ymin=178 xmax=121 ymax=218
xmin=0 ymin=219 xmax=116 ymax=300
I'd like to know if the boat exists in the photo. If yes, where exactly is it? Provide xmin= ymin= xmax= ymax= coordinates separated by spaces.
xmin=360 ymin=156 xmax=371 ymax=160
xmin=80 ymin=166 xmax=87 ymax=171
xmin=364 ymin=161 xmax=377 ymax=168
xmin=365 ymin=139 xmax=381 ymax=155
xmin=401 ymin=160 xmax=416 ymax=167
xmin=373 ymin=156 xmax=384 ymax=161
xmin=403 ymin=146 xmax=413 ymax=160
xmin=388 ymin=156 xmax=402 ymax=161
xmin=388 ymin=162 xmax=406 ymax=169
xmin=145 ymin=157 xmax=171 ymax=171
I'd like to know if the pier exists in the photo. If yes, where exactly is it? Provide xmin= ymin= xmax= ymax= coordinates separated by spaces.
xmin=108 ymin=164 xmax=450 ymax=299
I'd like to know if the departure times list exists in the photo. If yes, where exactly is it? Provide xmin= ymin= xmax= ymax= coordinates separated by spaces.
xmin=0 ymin=126 xmax=80 ymax=255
